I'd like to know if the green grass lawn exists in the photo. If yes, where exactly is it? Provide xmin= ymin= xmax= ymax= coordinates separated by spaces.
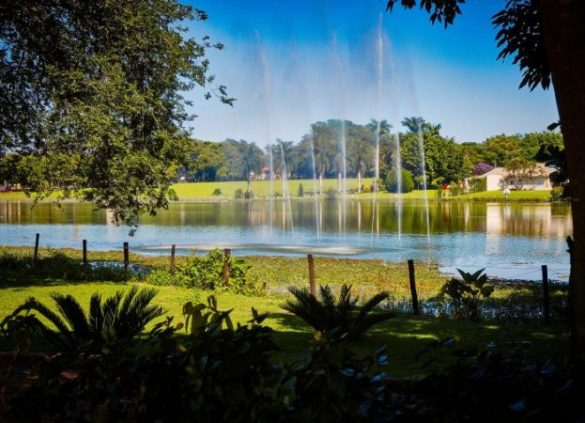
xmin=0 ymin=281 xmax=569 ymax=376
xmin=171 ymin=178 xmax=438 ymax=200
xmin=1 ymin=179 xmax=553 ymax=202
xmin=0 ymin=247 xmax=570 ymax=376
xmin=450 ymin=189 xmax=552 ymax=201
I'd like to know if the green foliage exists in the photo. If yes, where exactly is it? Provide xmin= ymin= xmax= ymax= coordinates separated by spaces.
xmin=234 ymin=188 xmax=244 ymax=199
xmin=412 ymin=342 xmax=579 ymax=421
xmin=1 ymin=286 xmax=164 ymax=353
xmin=437 ymin=269 xmax=494 ymax=321
xmin=148 ymin=249 xmax=259 ymax=295
xmin=468 ymin=177 xmax=487 ymax=193
xmin=550 ymin=186 xmax=565 ymax=202
xmin=384 ymin=168 xmax=414 ymax=193
xmin=0 ymin=1 xmax=233 ymax=223
xmin=0 ymin=250 xmax=131 ymax=284
xmin=282 ymin=284 xmax=395 ymax=344
xmin=212 ymin=188 xmax=222 ymax=196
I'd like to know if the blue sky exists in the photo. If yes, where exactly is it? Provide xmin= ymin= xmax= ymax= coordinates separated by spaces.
xmin=185 ymin=0 xmax=559 ymax=145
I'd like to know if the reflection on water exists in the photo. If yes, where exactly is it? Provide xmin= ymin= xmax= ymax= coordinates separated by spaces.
xmin=0 ymin=199 xmax=572 ymax=281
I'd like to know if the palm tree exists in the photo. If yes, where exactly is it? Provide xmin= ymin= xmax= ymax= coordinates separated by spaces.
xmin=237 ymin=140 xmax=264 ymax=194
xmin=282 ymin=284 xmax=395 ymax=343
xmin=311 ymin=122 xmax=337 ymax=179
xmin=367 ymin=119 xmax=392 ymax=137
xmin=401 ymin=116 xmax=426 ymax=133
xmin=421 ymin=122 xmax=442 ymax=136
xmin=1 ymin=286 xmax=164 ymax=352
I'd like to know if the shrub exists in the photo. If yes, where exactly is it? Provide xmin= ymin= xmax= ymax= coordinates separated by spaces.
xmin=436 ymin=268 xmax=494 ymax=321
xmin=212 ymin=188 xmax=222 ymax=196
xmin=282 ymin=284 xmax=395 ymax=344
xmin=234 ymin=188 xmax=243 ymax=199
xmin=469 ymin=177 xmax=487 ymax=192
xmin=384 ymin=168 xmax=414 ymax=193
xmin=0 ymin=250 xmax=131 ymax=284
xmin=147 ymin=249 xmax=260 ymax=295
xmin=1 ymin=287 xmax=164 ymax=353
xmin=244 ymin=190 xmax=254 ymax=199
xmin=297 ymin=183 xmax=304 ymax=197
xmin=550 ymin=186 xmax=564 ymax=202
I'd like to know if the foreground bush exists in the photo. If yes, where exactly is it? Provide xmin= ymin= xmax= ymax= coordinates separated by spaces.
xmin=1 ymin=286 xmax=164 ymax=353
xmin=148 ymin=249 xmax=262 ymax=295
xmin=0 ymin=291 xmax=582 ymax=421
xmin=282 ymin=284 xmax=395 ymax=343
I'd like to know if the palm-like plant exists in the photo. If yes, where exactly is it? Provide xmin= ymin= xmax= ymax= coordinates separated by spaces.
xmin=282 ymin=284 xmax=395 ymax=343
xmin=1 ymin=286 xmax=164 ymax=352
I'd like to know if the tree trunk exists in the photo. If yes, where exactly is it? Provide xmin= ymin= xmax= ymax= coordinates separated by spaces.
xmin=539 ymin=0 xmax=585 ymax=376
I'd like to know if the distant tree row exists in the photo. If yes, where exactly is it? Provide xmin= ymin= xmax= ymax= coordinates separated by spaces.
xmin=181 ymin=118 xmax=563 ymax=188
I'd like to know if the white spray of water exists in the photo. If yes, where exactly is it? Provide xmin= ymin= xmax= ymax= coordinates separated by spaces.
xmin=416 ymin=126 xmax=431 ymax=243
xmin=280 ymin=143 xmax=295 ymax=235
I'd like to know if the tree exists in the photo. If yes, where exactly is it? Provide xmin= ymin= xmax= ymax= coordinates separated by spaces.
xmin=386 ymin=0 xmax=585 ymax=375
xmin=401 ymin=116 xmax=426 ymax=133
xmin=310 ymin=121 xmax=338 ymax=179
xmin=236 ymin=140 xmax=264 ymax=194
xmin=185 ymin=140 xmax=228 ymax=182
xmin=384 ymin=168 xmax=415 ymax=193
xmin=484 ymin=134 xmax=522 ymax=167
xmin=0 ymin=1 xmax=233 ymax=222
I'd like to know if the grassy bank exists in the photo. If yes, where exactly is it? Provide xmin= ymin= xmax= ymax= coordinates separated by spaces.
xmin=449 ymin=190 xmax=552 ymax=201
xmin=2 ymin=180 xmax=553 ymax=202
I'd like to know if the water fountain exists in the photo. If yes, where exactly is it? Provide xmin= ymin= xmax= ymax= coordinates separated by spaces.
xmin=280 ymin=143 xmax=295 ymax=235
xmin=310 ymin=132 xmax=321 ymax=241
xmin=268 ymin=144 xmax=274 ymax=233
xmin=416 ymin=127 xmax=431 ymax=243
xmin=394 ymin=132 xmax=403 ymax=240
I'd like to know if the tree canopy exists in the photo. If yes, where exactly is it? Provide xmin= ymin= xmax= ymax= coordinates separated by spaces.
xmin=0 ymin=0 xmax=232 ymax=222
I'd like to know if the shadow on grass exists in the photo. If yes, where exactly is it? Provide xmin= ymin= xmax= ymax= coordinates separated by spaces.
xmin=0 ymin=253 xmax=135 ymax=288
xmin=268 ymin=309 xmax=571 ymax=376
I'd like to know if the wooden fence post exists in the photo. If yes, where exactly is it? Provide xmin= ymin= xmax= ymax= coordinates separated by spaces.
xmin=542 ymin=264 xmax=550 ymax=324
xmin=222 ymin=248 xmax=231 ymax=286
xmin=123 ymin=242 xmax=129 ymax=270
xmin=33 ymin=233 xmax=40 ymax=262
xmin=308 ymin=254 xmax=316 ymax=297
xmin=170 ymin=244 xmax=176 ymax=273
xmin=82 ymin=239 xmax=88 ymax=265
xmin=407 ymin=259 xmax=420 ymax=316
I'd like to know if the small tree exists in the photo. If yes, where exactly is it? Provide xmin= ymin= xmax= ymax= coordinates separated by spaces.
xmin=437 ymin=269 xmax=494 ymax=321
xmin=384 ymin=168 xmax=414 ymax=193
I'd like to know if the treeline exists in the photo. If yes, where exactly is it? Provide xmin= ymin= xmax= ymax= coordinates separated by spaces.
xmin=183 ymin=118 xmax=563 ymax=188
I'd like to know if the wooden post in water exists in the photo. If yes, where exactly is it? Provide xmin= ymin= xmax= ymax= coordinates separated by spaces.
xmin=123 ymin=242 xmax=129 ymax=270
xmin=170 ymin=244 xmax=176 ymax=273
xmin=82 ymin=240 xmax=88 ymax=265
xmin=308 ymin=254 xmax=316 ymax=297
xmin=33 ymin=233 xmax=40 ymax=262
xmin=407 ymin=259 xmax=420 ymax=316
xmin=222 ymin=248 xmax=231 ymax=286
xmin=542 ymin=264 xmax=550 ymax=324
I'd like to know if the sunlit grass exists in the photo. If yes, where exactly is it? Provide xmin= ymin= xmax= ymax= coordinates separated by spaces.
xmin=452 ymin=190 xmax=551 ymax=201
xmin=0 ymin=280 xmax=570 ymax=376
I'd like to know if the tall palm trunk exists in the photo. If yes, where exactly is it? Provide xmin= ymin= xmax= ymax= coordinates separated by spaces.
xmin=539 ymin=0 xmax=585 ymax=376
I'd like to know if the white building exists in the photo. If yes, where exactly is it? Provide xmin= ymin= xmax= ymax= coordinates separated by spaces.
xmin=469 ymin=164 xmax=555 ymax=191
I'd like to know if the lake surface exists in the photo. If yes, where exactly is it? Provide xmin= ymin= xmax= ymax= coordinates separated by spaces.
xmin=0 ymin=199 xmax=572 ymax=281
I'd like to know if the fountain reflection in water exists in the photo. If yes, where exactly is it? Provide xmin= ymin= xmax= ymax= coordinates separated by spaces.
xmin=309 ymin=132 xmax=321 ymax=243
xmin=279 ymin=143 xmax=295 ymax=235
xmin=416 ymin=126 xmax=432 ymax=245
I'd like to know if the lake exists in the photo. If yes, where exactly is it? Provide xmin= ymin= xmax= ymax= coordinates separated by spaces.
xmin=0 ymin=199 xmax=572 ymax=281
